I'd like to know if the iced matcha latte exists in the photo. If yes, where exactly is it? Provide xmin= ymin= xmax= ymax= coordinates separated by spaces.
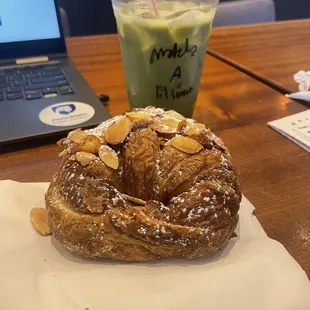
xmin=112 ymin=1 xmax=217 ymax=116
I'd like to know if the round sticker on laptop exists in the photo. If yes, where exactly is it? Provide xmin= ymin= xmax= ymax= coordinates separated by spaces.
xmin=39 ymin=102 xmax=95 ymax=127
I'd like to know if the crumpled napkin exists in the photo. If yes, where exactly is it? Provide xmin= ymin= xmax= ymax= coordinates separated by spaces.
xmin=1 ymin=180 xmax=310 ymax=310
xmin=286 ymin=70 xmax=310 ymax=101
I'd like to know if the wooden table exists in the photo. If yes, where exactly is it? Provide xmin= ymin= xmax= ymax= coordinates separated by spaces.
xmin=208 ymin=19 xmax=310 ymax=94
xmin=1 ymin=33 xmax=310 ymax=277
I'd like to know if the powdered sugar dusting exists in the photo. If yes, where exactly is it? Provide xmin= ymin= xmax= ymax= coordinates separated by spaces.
xmin=99 ymin=145 xmax=119 ymax=163
xmin=85 ymin=116 xmax=122 ymax=138
xmin=138 ymin=226 xmax=147 ymax=235
xmin=170 ymin=196 xmax=185 ymax=204
xmin=220 ymin=154 xmax=229 ymax=169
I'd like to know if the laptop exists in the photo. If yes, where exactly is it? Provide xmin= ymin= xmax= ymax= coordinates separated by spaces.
xmin=0 ymin=0 xmax=110 ymax=145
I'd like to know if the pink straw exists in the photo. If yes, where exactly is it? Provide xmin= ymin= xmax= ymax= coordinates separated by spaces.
xmin=150 ymin=0 xmax=159 ymax=16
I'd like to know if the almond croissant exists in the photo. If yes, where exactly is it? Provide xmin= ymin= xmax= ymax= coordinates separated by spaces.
xmin=45 ymin=107 xmax=242 ymax=261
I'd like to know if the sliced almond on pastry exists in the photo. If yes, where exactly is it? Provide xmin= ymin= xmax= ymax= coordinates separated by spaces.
xmin=76 ymin=151 xmax=97 ymax=166
xmin=151 ymin=117 xmax=180 ymax=134
xmin=75 ymin=135 xmax=101 ymax=154
xmin=68 ymin=129 xmax=87 ymax=144
xmin=126 ymin=112 xmax=153 ymax=122
xmin=170 ymin=136 xmax=203 ymax=154
xmin=183 ymin=121 xmax=206 ymax=136
xmin=165 ymin=110 xmax=185 ymax=121
xmin=106 ymin=116 xmax=132 ymax=144
xmin=57 ymin=138 xmax=66 ymax=146
xmin=58 ymin=149 xmax=68 ymax=158
xmin=99 ymin=145 xmax=119 ymax=169
xmin=30 ymin=207 xmax=51 ymax=236
xmin=68 ymin=155 xmax=76 ymax=161
xmin=163 ymin=118 xmax=180 ymax=128
xmin=124 ymin=194 xmax=146 ymax=205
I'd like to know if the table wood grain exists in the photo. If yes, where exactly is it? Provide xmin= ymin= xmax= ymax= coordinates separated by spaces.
xmin=209 ymin=19 xmax=310 ymax=94
xmin=0 ymin=34 xmax=309 ymax=277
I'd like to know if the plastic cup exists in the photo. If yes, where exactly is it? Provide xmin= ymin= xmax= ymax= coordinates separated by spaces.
xmin=111 ymin=0 xmax=219 ymax=117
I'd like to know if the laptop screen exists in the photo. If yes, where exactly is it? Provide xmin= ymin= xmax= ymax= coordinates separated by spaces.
xmin=0 ymin=0 xmax=61 ymax=44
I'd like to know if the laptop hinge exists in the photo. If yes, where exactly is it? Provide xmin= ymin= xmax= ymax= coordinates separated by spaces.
xmin=15 ymin=56 xmax=49 ymax=65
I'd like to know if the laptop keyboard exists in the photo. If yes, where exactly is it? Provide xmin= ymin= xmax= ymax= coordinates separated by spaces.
xmin=0 ymin=63 xmax=75 ymax=102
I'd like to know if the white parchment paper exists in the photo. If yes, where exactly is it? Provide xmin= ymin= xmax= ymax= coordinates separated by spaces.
xmin=0 ymin=180 xmax=309 ymax=310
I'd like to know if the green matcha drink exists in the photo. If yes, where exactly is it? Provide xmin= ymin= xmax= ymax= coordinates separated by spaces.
xmin=112 ymin=0 xmax=218 ymax=117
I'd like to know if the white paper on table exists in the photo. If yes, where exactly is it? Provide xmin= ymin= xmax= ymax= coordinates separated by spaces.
xmin=0 ymin=180 xmax=310 ymax=310
xmin=268 ymin=110 xmax=310 ymax=153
